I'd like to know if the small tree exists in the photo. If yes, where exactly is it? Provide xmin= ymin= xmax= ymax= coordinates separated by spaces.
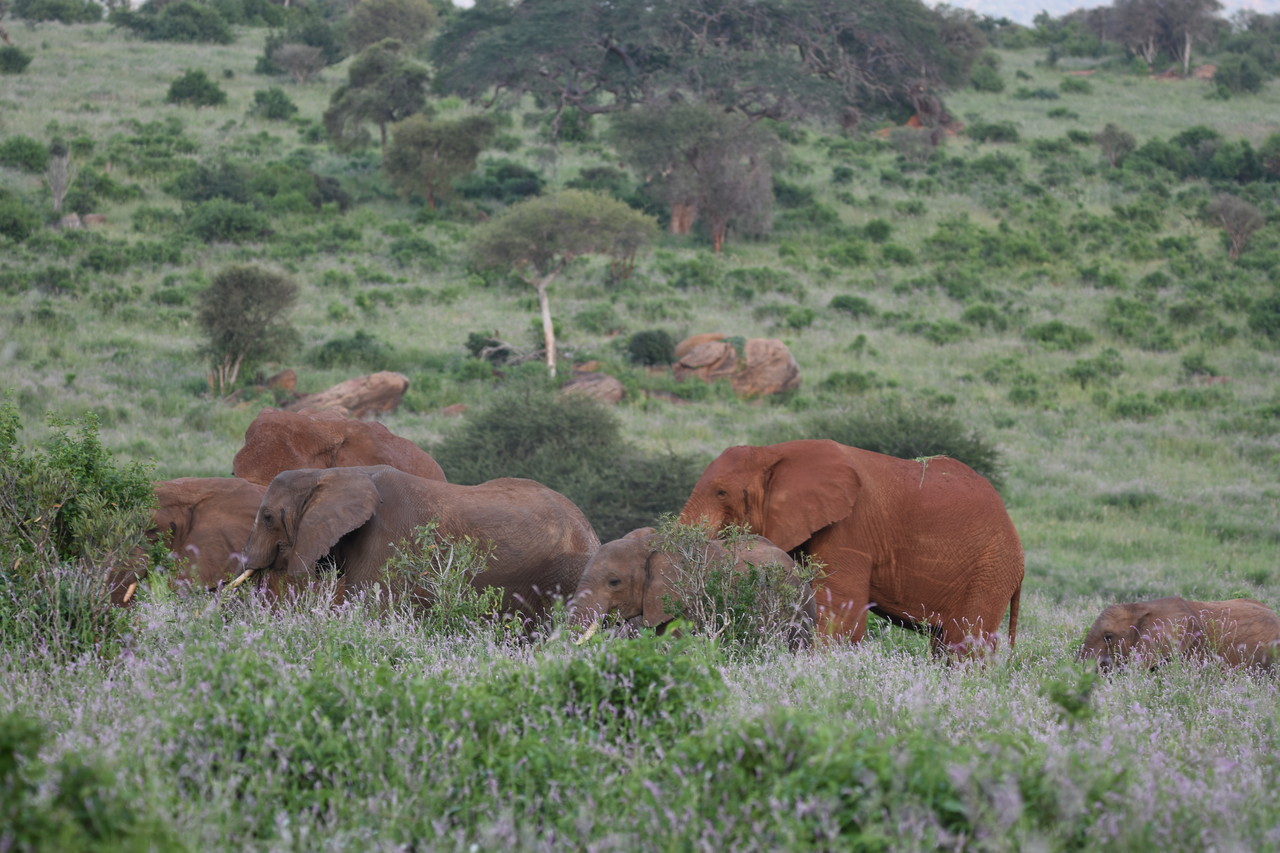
xmin=271 ymin=43 xmax=326 ymax=84
xmin=467 ymin=190 xmax=657 ymax=377
xmin=1205 ymin=193 xmax=1264 ymax=260
xmin=323 ymin=39 xmax=429 ymax=153
xmin=197 ymin=265 xmax=300 ymax=394
xmin=166 ymin=69 xmax=227 ymax=107
xmin=45 ymin=141 xmax=75 ymax=213
xmin=383 ymin=113 xmax=494 ymax=209
xmin=1095 ymin=122 xmax=1136 ymax=168
xmin=345 ymin=0 xmax=437 ymax=54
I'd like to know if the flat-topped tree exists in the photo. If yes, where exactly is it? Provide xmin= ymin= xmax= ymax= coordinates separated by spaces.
xmin=466 ymin=190 xmax=657 ymax=378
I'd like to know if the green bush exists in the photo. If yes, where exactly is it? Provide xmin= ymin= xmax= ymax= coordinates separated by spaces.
xmin=0 ymin=192 xmax=40 ymax=242
xmin=0 ymin=45 xmax=33 ymax=75
xmin=13 ymin=0 xmax=101 ymax=23
xmin=960 ymin=303 xmax=1008 ymax=331
xmin=1104 ymin=297 xmax=1176 ymax=351
xmin=1025 ymin=320 xmax=1094 ymax=351
xmin=166 ymin=69 xmax=227 ymax=107
xmin=765 ymin=397 xmax=1005 ymax=489
xmin=256 ymin=18 xmax=345 ymax=75
xmin=626 ymin=329 xmax=675 ymax=366
xmin=1065 ymin=348 xmax=1125 ymax=388
xmin=1059 ymin=76 xmax=1092 ymax=94
xmin=431 ymin=376 xmax=702 ymax=540
xmin=1213 ymin=53 xmax=1266 ymax=96
xmin=110 ymin=0 xmax=234 ymax=44
xmin=251 ymin=87 xmax=297 ymax=120
xmin=967 ymin=121 xmax=1021 ymax=143
xmin=197 ymin=265 xmax=299 ymax=392
xmin=829 ymin=294 xmax=876 ymax=318
xmin=185 ymin=199 xmax=269 ymax=242
xmin=0 ymin=402 xmax=154 ymax=662
xmin=0 ymin=711 xmax=175 ymax=850
xmin=0 ymin=135 xmax=50 ymax=173
xmin=881 ymin=243 xmax=916 ymax=265
xmin=1248 ymin=292 xmax=1280 ymax=344
xmin=453 ymin=159 xmax=544 ymax=204
xmin=308 ymin=330 xmax=393 ymax=370
xmin=970 ymin=62 xmax=1005 ymax=93
xmin=863 ymin=218 xmax=892 ymax=243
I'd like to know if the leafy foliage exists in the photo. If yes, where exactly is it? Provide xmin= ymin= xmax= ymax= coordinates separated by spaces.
xmin=165 ymin=69 xmax=228 ymax=107
xmin=250 ymin=87 xmax=297 ymax=121
xmin=0 ymin=135 xmax=49 ymax=173
xmin=383 ymin=113 xmax=495 ymax=208
xmin=196 ymin=265 xmax=300 ymax=393
xmin=0 ymin=45 xmax=33 ymax=74
xmin=345 ymin=0 xmax=437 ymax=53
xmin=431 ymin=376 xmax=701 ymax=540
xmin=109 ymin=0 xmax=234 ymax=44
xmin=12 ymin=0 xmax=101 ymax=23
xmin=323 ymin=39 xmax=430 ymax=152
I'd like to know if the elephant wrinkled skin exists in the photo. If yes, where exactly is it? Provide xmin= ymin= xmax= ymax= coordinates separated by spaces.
xmin=238 ymin=465 xmax=599 ymax=621
xmin=570 ymin=527 xmax=816 ymax=648
xmin=232 ymin=408 xmax=446 ymax=485
xmin=679 ymin=439 xmax=1023 ymax=653
xmin=106 ymin=477 xmax=266 ymax=604
xmin=1080 ymin=596 xmax=1280 ymax=671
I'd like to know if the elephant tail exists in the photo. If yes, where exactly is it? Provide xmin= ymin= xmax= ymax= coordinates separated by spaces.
xmin=1006 ymin=581 xmax=1022 ymax=647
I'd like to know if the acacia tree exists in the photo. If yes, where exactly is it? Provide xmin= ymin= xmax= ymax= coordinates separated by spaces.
xmin=467 ymin=190 xmax=657 ymax=377
xmin=345 ymin=0 xmax=437 ymax=53
xmin=609 ymin=104 xmax=781 ymax=252
xmin=323 ymin=39 xmax=429 ymax=152
xmin=1205 ymin=193 xmax=1263 ymax=260
xmin=197 ymin=266 xmax=300 ymax=394
xmin=429 ymin=0 xmax=979 ymax=135
xmin=382 ymin=113 xmax=495 ymax=209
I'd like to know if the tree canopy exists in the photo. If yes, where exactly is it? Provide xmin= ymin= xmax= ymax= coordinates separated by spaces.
xmin=467 ymin=190 xmax=657 ymax=376
xmin=429 ymin=0 xmax=984 ymax=134
xmin=382 ymin=113 xmax=496 ymax=209
xmin=323 ymin=39 xmax=430 ymax=153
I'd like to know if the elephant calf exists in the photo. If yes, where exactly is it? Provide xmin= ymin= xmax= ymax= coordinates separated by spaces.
xmin=570 ymin=527 xmax=816 ymax=648
xmin=1080 ymin=596 xmax=1280 ymax=671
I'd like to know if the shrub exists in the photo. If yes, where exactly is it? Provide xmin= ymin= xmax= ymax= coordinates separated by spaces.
xmin=0 ymin=192 xmax=40 ymax=242
xmin=256 ymin=19 xmax=344 ymax=75
xmin=829 ymin=294 xmax=876 ymax=318
xmin=768 ymin=398 xmax=1004 ymax=490
xmin=967 ymin=121 xmax=1020 ymax=143
xmin=251 ymin=87 xmax=297 ymax=120
xmin=970 ymin=62 xmax=1004 ymax=93
xmin=166 ymin=69 xmax=227 ymax=107
xmin=109 ymin=0 xmax=234 ymax=44
xmin=431 ymin=376 xmax=702 ymax=540
xmin=0 ymin=135 xmax=49 ymax=173
xmin=1248 ymin=292 xmax=1280 ymax=344
xmin=453 ymin=159 xmax=544 ymax=204
xmin=1025 ymin=320 xmax=1094 ymax=351
xmin=960 ymin=303 xmax=1008 ymax=331
xmin=12 ymin=0 xmax=101 ymax=23
xmin=881 ymin=243 xmax=916 ymax=265
xmin=384 ymin=522 xmax=506 ymax=636
xmin=309 ymin=330 xmax=393 ymax=370
xmin=1104 ymin=297 xmax=1176 ymax=351
xmin=0 ymin=46 xmax=33 ymax=75
xmin=197 ymin=265 xmax=299 ymax=392
xmin=185 ymin=199 xmax=269 ymax=243
xmin=1065 ymin=348 xmax=1125 ymax=388
xmin=1213 ymin=53 xmax=1266 ymax=96
xmin=863 ymin=218 xmax=892 ymax=243
xmin=1059 ymin=76 xmax=1092 ymax=94
xmin=626 ymin=329 xmax=675 ymax=366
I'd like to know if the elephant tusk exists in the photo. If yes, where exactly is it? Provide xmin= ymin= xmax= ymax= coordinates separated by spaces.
xmin=224 ymin=568 xmax=256 ymax=591
xmin=122 ymin=581 xmax=138 ymax=605
xmin=574 ymin=619 xmax=601 ymax=646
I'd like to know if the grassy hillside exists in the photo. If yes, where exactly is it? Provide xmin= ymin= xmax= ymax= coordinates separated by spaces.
xmin=2 ymin=21 xmax=1280 ymax=850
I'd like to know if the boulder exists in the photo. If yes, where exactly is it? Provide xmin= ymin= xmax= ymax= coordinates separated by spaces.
xmin=286 ymin=371 xmax=409 ymax=419
xmin=673 ymin=335 xmax=800 ymax=398
xmin=561 ymin=371 xmax=625 ymax=405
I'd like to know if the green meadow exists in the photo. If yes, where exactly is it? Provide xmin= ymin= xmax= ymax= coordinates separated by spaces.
xmin=2 ymin=17 xmax=1279 ymax=851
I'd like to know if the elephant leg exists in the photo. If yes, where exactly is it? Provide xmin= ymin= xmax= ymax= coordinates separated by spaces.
xmin=814 ymin=554 xmax=872 ymax=641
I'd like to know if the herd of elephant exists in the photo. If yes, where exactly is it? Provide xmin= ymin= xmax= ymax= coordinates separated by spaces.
xmin=108 ymin=407 xmax=1280 ymax=670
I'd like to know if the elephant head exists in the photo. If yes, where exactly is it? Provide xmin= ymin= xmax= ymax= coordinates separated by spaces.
xmin=1079 ymin=597 xmax=1200 ymax=671
xmin=232 ymin=408 xmax=446 ymax=486
xmin=238 ymin=467 xmax=382 ymax=587
xmin=679 ymin=440 xmax=861 ymax=552
xmin=571 ymin=526 xmax=815 ymax=647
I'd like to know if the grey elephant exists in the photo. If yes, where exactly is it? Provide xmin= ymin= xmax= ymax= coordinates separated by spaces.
xmin=235 ymin=465 xmax=599 ymax=622
xmin=569 ymin=526 xmax=816 ymax=648
xmin=106 ymin=476 xmax=266 ymax=605
xmin=1080 ymin=596 xmax=1280 ymax=671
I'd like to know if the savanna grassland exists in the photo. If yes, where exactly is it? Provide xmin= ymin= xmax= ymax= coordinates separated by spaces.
xmin=2 ymin=15 xmax=1280 ymax=852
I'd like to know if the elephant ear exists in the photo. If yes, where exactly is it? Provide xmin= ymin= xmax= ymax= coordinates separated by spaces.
xmin=760 ymin=441 xmax=861 ymax=552
xmin=290 ymin=468 xmax=381 ymax=572
xmin=642 ymin=548 xmax=677 ymax=627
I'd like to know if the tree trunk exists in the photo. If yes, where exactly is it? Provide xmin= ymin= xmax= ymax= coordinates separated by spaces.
xmin=1182 ymin=31 xmax=1192 ymax=77
xmin=709 ymin=216 xmax=728 ymax=253
xmin=535 ymin=279 xmax=557 ymax=378
xmin=669 ymin=202 xmax=697 ymax=235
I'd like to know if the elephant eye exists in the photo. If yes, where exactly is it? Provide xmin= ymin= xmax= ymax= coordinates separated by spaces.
xmin=1103 ymin=632 xmax=1116 ymax=645
xmin=716 ymin=488 xmax=728 ymax=499
xmin=607 ymin=578 xmax=622 ymax=588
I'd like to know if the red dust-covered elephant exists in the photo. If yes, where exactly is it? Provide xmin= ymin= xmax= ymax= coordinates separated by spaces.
xmin=679 ymin=439 xmax=1023 ymax=653
xmin=232 ymin=408 xmax=446 ymax=485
